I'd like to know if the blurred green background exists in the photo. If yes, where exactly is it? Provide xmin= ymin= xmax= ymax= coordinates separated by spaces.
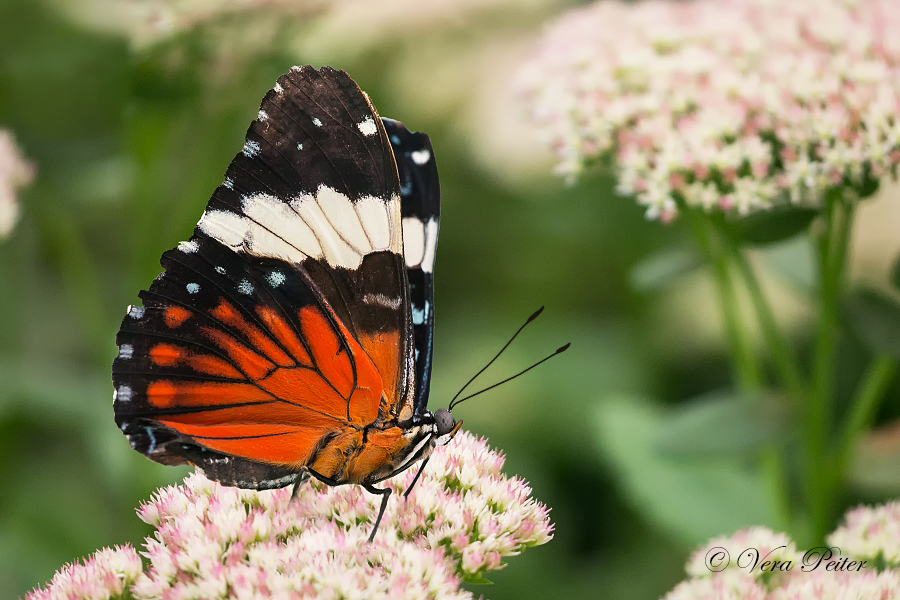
xmin=2 ymin=0 xmax=900 ymax=598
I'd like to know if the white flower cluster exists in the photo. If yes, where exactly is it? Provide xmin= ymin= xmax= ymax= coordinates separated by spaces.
xmin=27 ymin=432 xmax=553 ymax=600
xmin=664 ymin=508 xmax=900 ymax=600
xmin=517 ymin=0 xmax=900 ymax=220
xmin=0 ymin=129 xmax=35 ymax=238
xmin=26 ymin=545 xmax=143 ymax=600
xmin=828 ymin=501 xmax=900 ymax=568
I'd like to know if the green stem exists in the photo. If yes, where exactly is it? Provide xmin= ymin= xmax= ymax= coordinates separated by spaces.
xmin=833 ymin=356 xmax=897 ymax=485
xmin=720 ymin=230 xmax=806 ymax=402
xmin=685 ymin=210 xmax=762 ymax=391
xmin=807 ymin=189 xmax=855 ymax=543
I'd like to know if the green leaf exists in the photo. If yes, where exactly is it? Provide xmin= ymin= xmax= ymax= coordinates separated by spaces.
xmin=845 ymin=289 xmax=900 ymax=359
xmin=653 ymin=390 xmax=790 ymax=458
xmin=729 ymin=206 xmax=819 ymax=246
xmin=596 ymin=395 xmax=776 ymax=545
xmin=629 ymin=248 xmax=703 ymax=292
xmin=464 ymin=576 xmax=494 ymax=585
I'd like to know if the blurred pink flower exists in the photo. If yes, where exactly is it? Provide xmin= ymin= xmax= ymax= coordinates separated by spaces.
xmin=685 ymin=527 xmax=798 ymax=581
xmin=828 ymin=501 xmax=900 ymax=568
xmin=770 ymin=568 xmax=900 ymax=600
xmin=25 ymin=545 xmax=143 ymax=600
xmin=0 ymin=129 xmax=35 ymax=239
xmin=27 ymin=432 xmax=553 ymax=599
xmin=662 ymin=500 xmax=900 ymax=599
xmin=517 ymin=0 xmax=900 ymax=220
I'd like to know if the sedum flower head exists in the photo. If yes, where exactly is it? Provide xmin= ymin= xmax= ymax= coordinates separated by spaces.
xmin=517 ymin=0 xmax=900 ymax=220
xmin=0 ymin=129 xmax=35 ymax=238
xmin=685 ymin=527 xmax=798 ymax=580
xmin=828 ymin=501 xmax=900 ymax=568
xmin=663 ymin=571 xmax=767 ymax=600
xmin=27 ymin=431 xmax=553 ymax=600
xmin=26 ymin=545 xmax=143 ymax=600
xmin=663 ymin=500 xmax=900 ymax=600
xmin=770 ymin=568 xmax=900 ymax=600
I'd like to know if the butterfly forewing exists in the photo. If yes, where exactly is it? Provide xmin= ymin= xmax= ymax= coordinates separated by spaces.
xmin=113 ymin=67 xmax=419 ymax=489
xmin=382 ymin=118 xmax=441 ymax=417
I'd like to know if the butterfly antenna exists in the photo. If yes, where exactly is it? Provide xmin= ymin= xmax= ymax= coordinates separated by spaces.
xmin=448 ymin=306 xmax=545 ymax=410
xmin=449 ymin=343 xmax=570 ymax=409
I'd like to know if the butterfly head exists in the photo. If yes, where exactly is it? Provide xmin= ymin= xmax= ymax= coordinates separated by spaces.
xmin=433 ymin=408 xmax=462 ymax=445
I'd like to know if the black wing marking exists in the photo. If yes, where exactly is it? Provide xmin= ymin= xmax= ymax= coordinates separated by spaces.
xmin=382 ymin=118 xmax=440 ymax=416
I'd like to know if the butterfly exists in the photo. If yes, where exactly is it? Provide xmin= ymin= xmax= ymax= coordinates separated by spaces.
xmin=112 ymin=66 xmax=462 ymax=540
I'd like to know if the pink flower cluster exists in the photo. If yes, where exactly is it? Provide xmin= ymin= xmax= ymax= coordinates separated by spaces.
xmin=517 ymin=0 xmax=900 ymax=221
xmin=26 ymin=432 xmax=553 ymax=600
xmin=663 ymin=500 xmax=900 ymax=600
xmin=0 ymin=129 xmax=35 ymax=238
xmin=828 ymin=501 xmax=900 ymax=568
xmin=26 ymin=545 xmax=143 ymax=600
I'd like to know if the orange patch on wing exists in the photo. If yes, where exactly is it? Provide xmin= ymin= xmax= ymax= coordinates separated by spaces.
xmin=210 ymin=300 xmax=294 ymax=367
xmin=297 ymin=306 xmax=383 ymax=427
xmin=155 ymin=422 xmax=329 ymax=466
xmin=150 ymin=343 xmax=183 ymax=367
xmin=146 ymin=380 xmax=272 ymax=408
xmin=150 ymin=343 xmax=244 ymax=379
xmin=358 ymin=329 xmax=403 ymax=415
xmin=298 ymin=307 xmax=354 ymax=399
xmin=257 ymin=367 xmax=348 ymax=421
xmin=201 ymin=327 xmax=274 ymax=380
xmin=188 ymin=355 xmax=244 ymax=379
xmin=256 ymin=306 xmax=312 ymax=366
xmin=164 ymin=306 xmax=192 ymax=328
xmin=158 ymin=403 xmax=342 ymax=428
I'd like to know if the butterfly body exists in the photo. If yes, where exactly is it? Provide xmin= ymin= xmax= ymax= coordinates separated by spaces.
xmin=113 ymin=66 xmax=459 ymax=509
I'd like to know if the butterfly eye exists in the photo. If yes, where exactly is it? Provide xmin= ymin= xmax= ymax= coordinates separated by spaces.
xmin=433 ymin=408 xmax=456 ymax=436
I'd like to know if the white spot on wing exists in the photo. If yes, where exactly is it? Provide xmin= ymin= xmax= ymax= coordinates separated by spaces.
xmin=357 ymin=117 xmax=377 ymax=136
xmin=215 ymin=266 xmax=226 ymax=275
xmin=116 ymin=385 xmax=132 ymax=402
xmin=422 ymin=218 xmax=439 ymax=273
xmin=297 ymin=143 xmax=303 ymax=150
xmin=312 ymin=117 xmax=322 ymax=127
xmin=273 ymin=82 xmax=284 ymax=93
xmin=291 ymin=192 xmax=361 ymax=269
xmin=267 ymin=270 xmax=285 ymax=287
xmin=412 ymin=305 xmax=425 ymax=325
xmin=240 ymin=193 xmax=320 ymax=262
xmin=402 ymin=217 xmax=425 ymax=268
xmin=178 ymin=240 xmax=199 ymax=253
xmin=258 ymin=110 xmax=268 ymax=122
xmin=186 ymin=282 xmax=200 ymax=294
xmin=363 ymin=293 xmax=402 ymax=310
xmin=198 ymin=203 xmax=314 ymax=265
xmin=128 ymin=305 xmax=145 ymax=319
xmin=238 ymin=279 xmax=253 ymax=295
xmin=315 ymin=185 xmax=372 ymax=255
xmin=223 ymin=177 xmax=234 ymax=189
xmin=411 ymin=149 xmax=431 ymax=165
xmin=118 ymin=344 xmax=133 ymax=359
xmin=355 ymin=196 xmax=392 ymax=250
xmin=243 ymin=140 xmax=261 ymax=157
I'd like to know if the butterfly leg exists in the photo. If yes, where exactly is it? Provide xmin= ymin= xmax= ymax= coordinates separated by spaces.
xmin=362 ymin=484 xmax=392 ymax=543
xmin=403 ymin=456 xmax=431 ymax=498
xmin=290 ymin=467 xmax=311 ymax=501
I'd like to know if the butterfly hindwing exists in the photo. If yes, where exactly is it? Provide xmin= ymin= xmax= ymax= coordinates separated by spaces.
xmin=382 ymin=118 xmax=440 ymax=416
xmin=113 ymin=67 xmax=420 ymax=488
